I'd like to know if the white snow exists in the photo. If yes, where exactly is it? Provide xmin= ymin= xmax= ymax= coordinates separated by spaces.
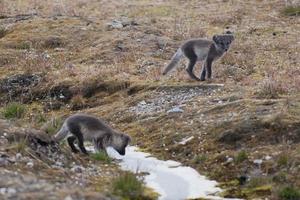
xmin=106 ymin=146 xmax=235 ymax=200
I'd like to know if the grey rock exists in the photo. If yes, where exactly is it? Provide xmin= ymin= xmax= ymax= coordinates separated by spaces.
xmin=167 ymin=107 xmax=184 ymax=114
xmin=26 ymin=162 xmax=34 ymax=168
xmin=71 ymin=165 xmax=84 ymax=173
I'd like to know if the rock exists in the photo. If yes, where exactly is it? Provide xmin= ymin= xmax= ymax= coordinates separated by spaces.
xmin=226 ymin=157 xmax=234 ymax=163
xmin=64 ymin=195 xmax=73 ymax=200
xmin=253 ymin=159 xmax=263 ymax=165
xmin=167 ymin=106 xmax=184 ymax=114
xmin=43 ymin=100 xmax=64 ymax=111
xmin=43 ymin=37 xmax=64 ymax=49
xmin=157 ymin=37 xmax=167 ymax=49
xmin=106 ymin=20 xmax=123 ymax=29
xmin=7 ymin=188 xmax=17 ymax=194
xmin=218 ymin=130 xmax=243 ymax=144
xmin=264 ymin=155 xmax=272 ymax=160
xmin=0 ymin=157 xmax=9 ymax=166
xmin=0 ymin=73 xmax=41 ymax=103
xmin=54 ymin=161 xmax=63 ymax=167
xmin=0 ymin=137 xmax=9 ymax=145
xmin=106 ymin=17 xmax=138 ymax=30
xmin=15 ymin=153 xmax=22 ymax=160
xmin=179 ymin=136 xmax=194 ymax=145
xmin=26 ymin=162 xmax=34 ymax=168
xmin=0 ymin=187 xmax=17 ymax=195
xmin=71 ymin=165 xmax=84 ymax=173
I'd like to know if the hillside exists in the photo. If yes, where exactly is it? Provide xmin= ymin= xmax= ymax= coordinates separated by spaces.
xmin=0 ymin=0 xmax=299 ymax=199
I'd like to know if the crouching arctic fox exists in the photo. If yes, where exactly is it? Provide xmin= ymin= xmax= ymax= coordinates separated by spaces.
xmin=53 ymin=114 xmax=131 ymax=155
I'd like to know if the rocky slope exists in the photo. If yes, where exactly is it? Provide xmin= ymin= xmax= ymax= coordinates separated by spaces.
xmin=0 ymin=0 xmax=299 ymax=199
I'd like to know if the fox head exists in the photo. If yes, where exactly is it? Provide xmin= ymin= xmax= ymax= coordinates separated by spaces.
xmin=111 ymin=132 xmax=131 ymax=155
xmin=212 ymin=34 xmax=234 ymax=52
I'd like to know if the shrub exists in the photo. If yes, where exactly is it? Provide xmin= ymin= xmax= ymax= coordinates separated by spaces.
xmin=43 ymin=117 xmax=63 ymax=135
xmin=277 ymin=154 xmax=289 ymax=167
xmin=247 ymin=177 xmax=270 ymax=188
xmin=112 ymin=172 xmax=144 ymax=200
xmin=90 ymin=151 xmax=111 ymax=163
xmin=283 ymin=6 xmax=300 ymax=16
xmin=193 ymin=154 xmax=207 ymax=164
xmin=235 ymin=150 xmax=248 ymax=163
xmin=16 ymin=41 xmax=31 ymax=49
xmin=0 ymin=26 xmax=7 ymax=38
xmin=15 ymin=138 xmax=28 ymax=153
xmin=278 ymin=186 xmax=300 ymax=200
xmin=256 ymin=77 xmax=282 ymax=99
xmin=2 ymin=102 xmax=26 ymax=119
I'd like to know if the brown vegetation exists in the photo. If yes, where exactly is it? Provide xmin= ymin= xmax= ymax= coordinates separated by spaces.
xmin=0 ymin=0 xmax=299 ymax=199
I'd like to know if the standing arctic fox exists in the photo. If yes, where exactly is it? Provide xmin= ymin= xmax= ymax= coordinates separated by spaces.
xmin=163 ymin=33 xmax=234 ymax=81
xmin=53 ymin=114 xmax=131 ymax=155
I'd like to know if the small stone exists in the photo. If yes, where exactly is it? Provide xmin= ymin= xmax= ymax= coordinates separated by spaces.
xmin=179 ymin=136 xmax=194 ymax=145
xmin=265 ymin=155 xmax=272 ymax=160
xmin=253 ymin=159 xmax=263 ymax=165
xmin=16 ymin=153 xmax=22 ymax=160
xmin=139 ymin=100 xmax=147 ymax=105
xmin=167 ymin=106 xmax=184 ymax=114
xmin=106 ymin=20 xmax=123 ymax=29
xmin=0 ymin=157 xmax=8 ymax=167
xmin=55 ymin=161 xmax=63 ymax=167
xmin=0 ymin=188 xmax=6 ymax=194
xmin=226 ymin=157 xmax=234 ymax=163
xmin=71 ymin=165 xmax=84 ymax=173
xmin=26 ymin=162 xmax=34 ymax=168
xmin=64 ymin=195 xmax=73 ymax=200
xmin=7 ymin=188 xmax=16 ymax=194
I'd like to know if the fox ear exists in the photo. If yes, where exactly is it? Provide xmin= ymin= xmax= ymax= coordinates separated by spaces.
xmin=228 ymin=35 xmax=234 ymax=43
xmin=212 ymin=35 xmax=219 ymax=43
xmin=127 ymin=135 xmax=132 ymax=143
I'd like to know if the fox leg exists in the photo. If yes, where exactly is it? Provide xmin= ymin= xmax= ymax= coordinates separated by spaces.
xmin=206 ymin=58 xmax=213 ymax=79
xmin=184 ymin=48 xmax=201 ymax=81
xmin=200 ymin=63 xmax=206 ymax=81
xmin=76 ymin=133 xmax=88 ymax=155
xmin=186 ymin=57 xmax=201 ymax=81
xmin=67 ymin=136 xmax=80 ymax=153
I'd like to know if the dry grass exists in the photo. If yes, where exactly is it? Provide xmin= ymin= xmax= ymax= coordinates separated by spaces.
xmin=1 ymin=0 xmax=299 ymax=91
xmin=1 ymin=0 xmax=300 ymax=199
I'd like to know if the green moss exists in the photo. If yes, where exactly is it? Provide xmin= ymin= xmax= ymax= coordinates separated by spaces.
xmin=90 ymin=151 xmax=112 ymax=163
xmin=0 ymin=27 xmax=7 ymax=38
xmin=129 ymin=6 xmax=173 ymax=17
xmin=43 ymin=117 xmax=63 ymax=135
xmin=272 ymin=172 xmax=288 ymax=183
xmin=278 ymin=186 xmax=300 ymax=200
xmin=112 ymin=172 xmax=144 ymax=200
xmin=2 ymin=102 xmax=26 ymax=119
xmin=193 ymin=154 xmax=207 ymax=164
xmin=277 ymin=154 xmax=289 ymax=167
xmin=283 ymin=6 xmax=300 ymax=16
xmin=235 ymin=150 xmax=248 ymax=163
xmin=247 ymin=177 xmax=270 ymax=189
xmin=16 ymin=41 xmax=31 ymax=49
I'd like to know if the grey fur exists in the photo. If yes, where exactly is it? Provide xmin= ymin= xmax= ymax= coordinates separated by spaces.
xmin=162 ymin=34 xmax=234 ymax=81
xmin=53 ymin=114 xmax=131 ymax=155
xmin=162 ymin=48 xmax=183 ymax=75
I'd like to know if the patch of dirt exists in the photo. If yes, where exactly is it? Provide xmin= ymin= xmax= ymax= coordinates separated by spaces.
xmin=0 ymin=0 xmax=299 ymax=199
xmin=0 ymin=119 xmax=120 ymax=200
xmin=0 ymin=73 xmax=42 ymax=103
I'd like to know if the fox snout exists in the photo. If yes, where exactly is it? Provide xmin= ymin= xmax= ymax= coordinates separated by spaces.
xmin=118 ymin=149 xmax=126 ymax=155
